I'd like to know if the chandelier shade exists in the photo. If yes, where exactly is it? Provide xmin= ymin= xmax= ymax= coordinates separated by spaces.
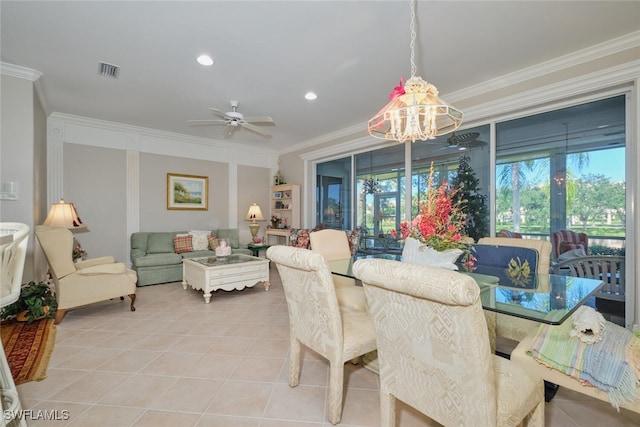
xmin=368 ymin=76 xmax=463 ymax=142
xmin=43 ymin=199 xmax=86 ymax=230
xmin=367 ymin=0 xmax=462 ymax=142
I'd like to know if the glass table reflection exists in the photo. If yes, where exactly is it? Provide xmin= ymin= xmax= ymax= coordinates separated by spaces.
xmin=326 ymin=255 xmax=604 ymax=325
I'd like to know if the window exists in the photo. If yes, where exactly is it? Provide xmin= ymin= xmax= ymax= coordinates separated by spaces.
xmin=495 ymin=95 xmax=626 ymax=254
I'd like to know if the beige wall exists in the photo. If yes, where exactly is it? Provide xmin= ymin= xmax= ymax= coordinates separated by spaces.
xmin=64 ymin=144 xmax=127 ymax=263
xmin=0 ymin=73 xmax=48 ymax=282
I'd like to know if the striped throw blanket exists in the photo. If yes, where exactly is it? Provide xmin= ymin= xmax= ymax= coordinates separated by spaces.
xmin=527 ymin=319 xmax=639 ymax=409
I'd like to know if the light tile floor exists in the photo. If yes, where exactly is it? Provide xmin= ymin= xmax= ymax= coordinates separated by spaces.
xmin=16 ymin=266 xmax=640 ymax=426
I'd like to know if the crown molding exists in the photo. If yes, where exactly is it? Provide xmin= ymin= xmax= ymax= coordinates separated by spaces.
xmin=48 ymin=112 xmax=279 ymax=168
xmin=0 ymin=62 xmax=42 ymax=81
xmin=1 ymin=62 xmax=50 ymax=114
xmin=445 ymin=30 xmax=640 ymax=104
xmin=49 ymin=112 xmax=278 ymax=153
xmin=293 ymin=30 xmax=640 ymax=155
xmin=299 ymin=59 xmax=638 ymax=163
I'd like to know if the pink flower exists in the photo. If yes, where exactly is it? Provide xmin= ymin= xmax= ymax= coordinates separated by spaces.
xmin=389 ymin=78 xmax=406 ymax=100
xmin=394 ymin=162 xmax=468 ymax=253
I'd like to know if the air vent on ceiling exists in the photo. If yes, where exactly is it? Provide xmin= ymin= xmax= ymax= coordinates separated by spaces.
xmin=98 ymin=61 xmax=119 ymax=79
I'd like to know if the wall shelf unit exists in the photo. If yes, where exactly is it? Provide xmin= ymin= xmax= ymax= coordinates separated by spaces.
xmin=266 ymin=184 xmax=300 ymax=245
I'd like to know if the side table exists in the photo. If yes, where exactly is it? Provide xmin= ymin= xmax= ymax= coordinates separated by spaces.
xmin=248 ymin=243 xmax=271 ymax=257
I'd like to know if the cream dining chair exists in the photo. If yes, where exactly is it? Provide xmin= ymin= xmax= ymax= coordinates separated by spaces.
xmin=267 ymin=245 xmax=377 ymax=424
xmin=477 ymin=237 xmax=552 ymax=355
xmin=353 ymin=258 xmax=545 ymax=427
xmin=309 ymin=228 xmax=367 ymax=311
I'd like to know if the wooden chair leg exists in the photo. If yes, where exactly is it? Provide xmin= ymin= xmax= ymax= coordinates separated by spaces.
xmin=54 ymin=308 xmax=67 ymax=325
xmin=128 ymin=294 xmax=136 ymax=311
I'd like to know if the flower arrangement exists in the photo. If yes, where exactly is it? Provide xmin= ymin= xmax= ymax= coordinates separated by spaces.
xmin=391 ymin=163 xmax=468 ymax=252
xmin=72 ymin=241 xmax=86 ymax=261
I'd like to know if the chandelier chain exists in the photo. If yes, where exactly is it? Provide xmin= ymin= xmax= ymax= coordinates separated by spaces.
xmin=409 ymin=0 xmax=417 ymax=78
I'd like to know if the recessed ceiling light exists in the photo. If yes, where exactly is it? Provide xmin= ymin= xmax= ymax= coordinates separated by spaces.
xmin=197 ymin=54 xmax=214 ymax=66
xmin=305 ymin=92 xmax=317 ymax=101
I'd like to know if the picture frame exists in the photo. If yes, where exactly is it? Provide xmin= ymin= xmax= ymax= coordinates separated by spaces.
xmin=273 ymin=191 xmax=282 ymax=199
xmin=167 ymin=173 xmax=208 ymax=210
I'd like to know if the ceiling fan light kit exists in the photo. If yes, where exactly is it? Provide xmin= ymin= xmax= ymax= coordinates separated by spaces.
xmin=368 ymin=0 xmax=462 ymax=143
xmin=188 ymin=100 xmax=274 ymax=137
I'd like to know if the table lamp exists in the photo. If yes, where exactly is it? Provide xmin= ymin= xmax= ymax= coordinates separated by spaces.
xmin=43 ymin=199 xmax=86 ymax=230
xmin=245 ymin=203 xmax=265 ymax=243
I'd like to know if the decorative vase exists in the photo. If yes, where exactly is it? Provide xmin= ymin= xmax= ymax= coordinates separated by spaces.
xmin=401 ymin=237 xmax=462 ymax=270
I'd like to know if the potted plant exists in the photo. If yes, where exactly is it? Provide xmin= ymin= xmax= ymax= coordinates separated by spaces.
xmin=0 ymin=281 xmax=57 ymax=323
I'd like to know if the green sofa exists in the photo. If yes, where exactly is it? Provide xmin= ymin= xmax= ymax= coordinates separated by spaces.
xmin=130 ymin=229 xmax=252 ymax=286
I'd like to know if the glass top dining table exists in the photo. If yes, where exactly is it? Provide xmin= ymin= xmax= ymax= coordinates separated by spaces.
xmin=326 ymin=254 xmax=604 ymax=325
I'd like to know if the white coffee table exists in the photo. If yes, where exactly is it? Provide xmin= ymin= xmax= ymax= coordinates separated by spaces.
xmin=182 ymin=254 xmax=270 ymax=303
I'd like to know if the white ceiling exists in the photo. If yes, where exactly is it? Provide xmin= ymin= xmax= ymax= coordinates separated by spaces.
xmin=2 ymin=1 xmax=639 ymax=152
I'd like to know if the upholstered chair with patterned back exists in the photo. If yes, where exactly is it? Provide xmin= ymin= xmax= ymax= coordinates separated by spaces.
xmin=477 ymin=237 xmax=553 ymax=354
xmin=309 ymin=229 xmax=367 ymax=311
xmin=551 ymin=229 xmax=589 ymax=259
xmin=35 ymin=225 xmax=137 ymax=324
xmin=266 ymin=245 xmax=377 ymax=424
xmin=353 ymin=258 xmax=544 ymax=427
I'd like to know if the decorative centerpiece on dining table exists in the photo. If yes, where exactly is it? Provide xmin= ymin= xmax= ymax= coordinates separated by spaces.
xmin=391 ymin=163 xmax=471 ymax=270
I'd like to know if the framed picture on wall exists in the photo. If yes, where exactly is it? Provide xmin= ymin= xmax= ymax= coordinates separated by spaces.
xmin=167 ymin=173 xmax=208 ymax=210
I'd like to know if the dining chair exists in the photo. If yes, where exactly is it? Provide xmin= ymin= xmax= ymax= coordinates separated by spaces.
xmin=0 ymin=223 xmax=30 ymax=427
xmin=35 ymin=225 xmax=137 ymax=324
xmin=309 ymin=228 xmax=366 ymax=311
xmin=353 ymin=258 xmax=544 ymax=427
xmin=266 ymin=246 xmax=377 ymax=424
xmin=477 ymin=237 xmax=553 ymax=354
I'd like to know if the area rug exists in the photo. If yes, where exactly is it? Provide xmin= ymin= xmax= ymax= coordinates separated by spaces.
xmin=0 ymin=318 xmax=56 ymax=384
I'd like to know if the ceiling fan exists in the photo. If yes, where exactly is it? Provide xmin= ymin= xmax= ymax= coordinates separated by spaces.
xmin=188 ymin=100 xmax=274 ymax=137
xmin=441 ymin=132 xmax=487 ymax=150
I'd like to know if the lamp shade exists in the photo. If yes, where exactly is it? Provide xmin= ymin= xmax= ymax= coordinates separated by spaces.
xmin=43 ymin=199 xmax=86 ymax=230
xmin=245 ymin=203 xmax=265 ymax=223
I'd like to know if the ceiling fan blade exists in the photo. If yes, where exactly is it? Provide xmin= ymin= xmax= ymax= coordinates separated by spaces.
xmin=243 ymin=115 xmax=274 ymax=124
xmin=208 ymin=108 xmax=230 ymax=119
xmin=452 ymin=132 xmax=480 ymax=144
xmin=240 ymin=122 xmax=271 ymax=137
xmin=187 ymin=119 xmax=228 ymax=126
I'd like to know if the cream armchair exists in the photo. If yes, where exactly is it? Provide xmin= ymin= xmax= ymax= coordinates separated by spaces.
xmin=35 ymin=225 xmax=137 ymax=324
xmin=354 ymin=258 xmax=544 ymax=427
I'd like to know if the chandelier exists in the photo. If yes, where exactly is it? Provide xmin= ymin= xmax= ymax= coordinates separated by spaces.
xmin=361 ymin=177 xmax=381 ymax=195
xmin=367 ymin=0 xmax=462 ymax=142
xmin=361 ymin=151 xmax=381 ymax=194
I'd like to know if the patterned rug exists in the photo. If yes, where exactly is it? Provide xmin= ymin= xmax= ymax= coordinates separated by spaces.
xmin=1 ymin=318 xmax=56 ymax=384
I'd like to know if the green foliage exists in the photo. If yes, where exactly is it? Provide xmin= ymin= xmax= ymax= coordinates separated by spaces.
xmin=590 ymin=245 xmax=625 ymax=256
xmin=0 ymin=281 xmax=57 ymax=323
xmin=452 ymin=156 xmax=489 ymax=241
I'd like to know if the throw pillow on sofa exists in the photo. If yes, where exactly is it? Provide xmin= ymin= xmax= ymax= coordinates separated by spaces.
xmin=174 ymin=235 xmax=193 ymax=253
xmin=189 ymin=230 xmax=211 ymax=251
